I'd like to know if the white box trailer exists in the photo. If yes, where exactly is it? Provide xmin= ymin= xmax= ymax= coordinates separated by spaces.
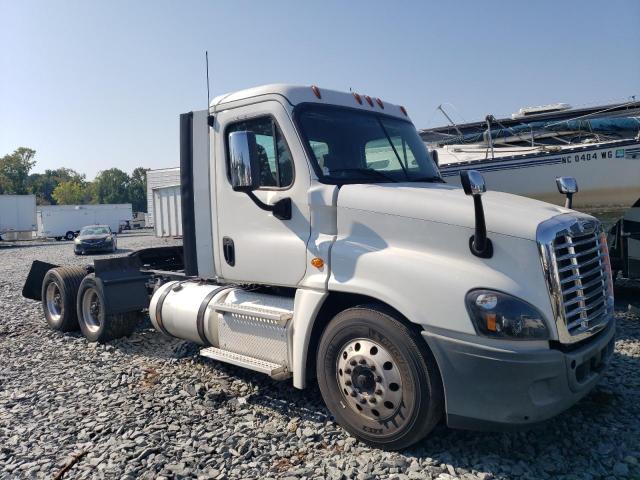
xmin=152 ymin=185 xmax=182 ymax=237
xmin=0 ymin=194 xmax=37 ymax=235
xmin=146 ymin=167 xmax=180 ymax=227
xmin=37 ymin=204 xmax=133 ymax=240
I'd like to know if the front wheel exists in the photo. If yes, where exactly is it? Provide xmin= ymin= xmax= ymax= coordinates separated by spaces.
xmin=316 ymin=305 xmax=443 ymax=450
xmin=65 ymin=231 xmax=75 ymax=241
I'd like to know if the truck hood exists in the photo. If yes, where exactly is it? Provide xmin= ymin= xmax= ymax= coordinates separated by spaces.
xmin=337 ymin=182 xmax=570 ymax=240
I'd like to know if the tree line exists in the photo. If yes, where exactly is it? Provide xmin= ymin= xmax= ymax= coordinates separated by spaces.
xmin=0 ymin=147 xmax=148 ymax=212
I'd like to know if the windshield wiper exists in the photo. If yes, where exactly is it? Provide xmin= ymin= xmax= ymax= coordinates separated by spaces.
xmin=376 ymin=118 xmax=410 ymax=180
xmin=409 ymin=176 xmax=446 ymax=183
xmin=329 ymin=168 xmax=399 ymax=183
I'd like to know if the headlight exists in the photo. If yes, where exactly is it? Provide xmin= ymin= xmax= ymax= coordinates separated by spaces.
xmin=105 ymin=237 xmax=113 ymax=243
xmin=466 ymin=289 xmax=549 ymax=340
xmin=74 ymin=238 xmax=80 ymax=244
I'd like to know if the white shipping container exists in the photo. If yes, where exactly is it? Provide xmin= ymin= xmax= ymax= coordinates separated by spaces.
xmin=37 ymin=204 xmax=133 ymax=239
xmin=0 ymin=194 xmax=37 ymax=234
xmin=146 ymin=167 xmax=180 ymax=227
xmin=152 ymin=185 xmax=182 ymax=237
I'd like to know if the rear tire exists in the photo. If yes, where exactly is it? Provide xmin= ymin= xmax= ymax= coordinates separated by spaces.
xmin=41 ymin=267 xmax=87 ymax=331
xmin=76 ymin=274 xmax=139 ymax=342
xmin=316 ymin=305 xmax=444 ymax=450
xmin=65 ymin=231 xmax=75 ymax=241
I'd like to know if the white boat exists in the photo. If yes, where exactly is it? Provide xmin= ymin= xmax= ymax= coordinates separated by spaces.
xmin=421 ymin=101 xmax=640 ymax=210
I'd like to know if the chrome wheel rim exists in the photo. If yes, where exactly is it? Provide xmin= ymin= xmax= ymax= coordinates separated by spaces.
xmin=45 ymin=282 xmax=63 ymax=321
xmin=336 ymin=338 xmax=403 ymax=421
xmin=81 ymin=287 xmax=101 ymax=333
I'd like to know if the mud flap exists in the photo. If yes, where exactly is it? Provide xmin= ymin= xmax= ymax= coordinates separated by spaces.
xmin=22 ymin=260 xmax=60 ymax=301
xmin=93 ymin=256 xmax=152 ymax=315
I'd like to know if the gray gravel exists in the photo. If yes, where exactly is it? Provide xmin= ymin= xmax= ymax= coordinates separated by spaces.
xmin=1 ymin=231 xmax=639 ymax=479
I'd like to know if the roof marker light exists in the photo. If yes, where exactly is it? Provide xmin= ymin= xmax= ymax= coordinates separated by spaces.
xmin=376 ymin=98 xmax=384 ymax=109
xmin=400 ymin=106 xmax=408 ymax=116
xmin=353 ymin=92 xmax=362 ymax=104
xmin=364 ymin=95 xmax=374 ymax=107
xmin=311 ymin=85 xmax=322 ymax=99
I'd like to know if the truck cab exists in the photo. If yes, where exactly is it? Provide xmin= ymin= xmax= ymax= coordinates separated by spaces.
xmin=28 ymin=84 xmax=616 ymax=450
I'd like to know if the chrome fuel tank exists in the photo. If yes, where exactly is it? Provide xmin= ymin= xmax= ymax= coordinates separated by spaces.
xmin=149 ymin=281 xmax=231 ymax=345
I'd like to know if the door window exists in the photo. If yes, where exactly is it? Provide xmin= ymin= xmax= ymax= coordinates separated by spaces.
xmin=226 ymin=117 xmax=294 ymax=188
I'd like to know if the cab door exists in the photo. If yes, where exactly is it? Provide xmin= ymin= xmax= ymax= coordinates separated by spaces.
xmin=213 ymin=100 xmax=311 ymax=286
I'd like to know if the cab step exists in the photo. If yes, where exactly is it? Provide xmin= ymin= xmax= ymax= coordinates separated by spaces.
xmin=200 ymin=347 xmax=290 ymax=379
xmin=212 ymin=302 xmax=293 ymax=326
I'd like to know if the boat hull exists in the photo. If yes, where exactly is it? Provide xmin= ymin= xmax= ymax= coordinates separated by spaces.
xmin=438 ymin=140 xmax=640 ymax=210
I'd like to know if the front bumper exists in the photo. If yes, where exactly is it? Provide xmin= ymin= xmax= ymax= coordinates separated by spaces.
xmin=75 ymin=243 xmax=112 ymax=253
xmin=422 ymin=319 xmax=615 ymax=430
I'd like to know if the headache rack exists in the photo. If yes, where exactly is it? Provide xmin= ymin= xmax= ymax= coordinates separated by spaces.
xmin=538 ymin=214 xmax=614 ymax=344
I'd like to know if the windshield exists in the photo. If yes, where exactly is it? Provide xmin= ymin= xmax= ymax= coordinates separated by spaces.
xmin=80 ymin=226 xmax=110 ymax=236
xmin=296 ymin=105 xmax=441 ymax=184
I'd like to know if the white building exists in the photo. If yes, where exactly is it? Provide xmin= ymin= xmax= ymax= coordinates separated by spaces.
xmin=146 ymin=167 xmax=180 ymax=227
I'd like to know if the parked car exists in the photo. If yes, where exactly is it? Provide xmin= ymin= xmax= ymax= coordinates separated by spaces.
xmin=73 ymin=225 xmax=117 ymax=255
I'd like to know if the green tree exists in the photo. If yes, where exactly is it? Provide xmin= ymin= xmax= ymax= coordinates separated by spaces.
xmin=94 ymin=168 xmax=130 ymax=204
xmin=52 ymin=180 xmax=85 ymax=205
xmin=82 ymin=181 xmax=99 ymax=204
xmin=128 ymin=167 xmax=148 ymax=212
xmin=0 ymin=147 xmax=37 ymax=194
xmin=28 ymin=167 xmax=84 ymax=205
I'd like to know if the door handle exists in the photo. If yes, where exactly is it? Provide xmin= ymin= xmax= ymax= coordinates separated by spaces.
xmin=223 ymin=237 xmax=235 ymax=266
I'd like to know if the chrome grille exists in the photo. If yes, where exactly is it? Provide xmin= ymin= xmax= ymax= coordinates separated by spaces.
xmin=537 ymin=214 xmax=614 ymax=344
xmin=553 ymin=232 xmax=608 ymax=334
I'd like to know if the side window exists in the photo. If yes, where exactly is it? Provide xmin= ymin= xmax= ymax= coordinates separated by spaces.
xmin=309 ymin=140 xmax=329 ymax=169
xmin=226 ymin=117 xmax=294 ymax=188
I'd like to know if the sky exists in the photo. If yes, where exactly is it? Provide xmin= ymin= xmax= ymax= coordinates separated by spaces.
xmin=1 ymin=0 xmax=639 ymax=179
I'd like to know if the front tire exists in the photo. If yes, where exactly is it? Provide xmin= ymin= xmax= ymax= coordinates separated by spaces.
xmin=76 ymin=275 xmax=139 ymax=342
xmin=65 ymin=231 xmax=75 ymax=241
xmin=316 ymin=305 xmax=443 ymax=450
xmin=41 ymin=267 xmax=87 ymax=331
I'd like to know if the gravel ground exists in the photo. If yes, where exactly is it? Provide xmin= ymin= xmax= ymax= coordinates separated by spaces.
xmin=0 ymin=231 xmax=639 ymax=480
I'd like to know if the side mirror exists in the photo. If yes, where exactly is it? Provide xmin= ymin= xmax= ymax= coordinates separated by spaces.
xmin=228 ymin=130 xmax=292 ymax=221
xmin=459 ymin=170 xmax=492 ymax=258
xmin=229 ymin=131 xmax=260 ymax=192
xmin=460 ymin=170 xmax=486 ymax=196
xmin=556 ymin=176 xmax=578 ymax=209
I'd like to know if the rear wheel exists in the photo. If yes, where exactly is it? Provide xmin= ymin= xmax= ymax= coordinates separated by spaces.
xmin=316 ymin=305 xmax=443 ymax=450
xmin=41 ymin=267 xmax=87 ymax=331
xmin=65 ymin=231 xmax=75 ymax=241
xmin=76 ymin=275 xmax=139 ymax=342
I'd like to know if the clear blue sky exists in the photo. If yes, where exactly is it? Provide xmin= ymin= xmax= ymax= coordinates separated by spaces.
xmin=1 ymin=0 xmax=638 ymax=179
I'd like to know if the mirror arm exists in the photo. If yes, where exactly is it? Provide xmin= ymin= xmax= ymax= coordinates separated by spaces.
xmin=470 ymin=195 xmax=493 ymax=258
xmin=245 ymin=192 xmax=292 ymax=220
xmin=565 ymin=193 xmax=573 ymax=209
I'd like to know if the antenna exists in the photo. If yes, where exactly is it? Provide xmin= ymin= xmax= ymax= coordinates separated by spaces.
xmin=206 ymin=51 xmax=211 ymax=112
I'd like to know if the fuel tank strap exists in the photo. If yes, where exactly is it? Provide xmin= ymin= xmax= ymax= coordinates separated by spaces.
xmin=154 ymin=284 xmax=175 ymax=336
xmin=197 ymin=286 xmax=233 ymax=345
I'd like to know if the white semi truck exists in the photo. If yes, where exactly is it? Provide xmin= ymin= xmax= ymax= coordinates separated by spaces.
xmin=23 ymin=85 xmax=616 ymax=450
